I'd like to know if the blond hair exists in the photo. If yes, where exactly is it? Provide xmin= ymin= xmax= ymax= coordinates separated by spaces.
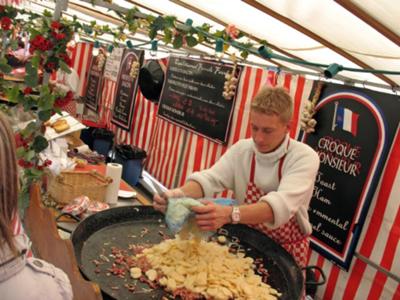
xmin=0 ymin=112 xmax=19 ymax=254
xmin=251 ymin=86 xmax=293 ymax=123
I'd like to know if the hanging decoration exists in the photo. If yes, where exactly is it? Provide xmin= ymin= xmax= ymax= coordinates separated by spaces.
xmin=223 ymin=55 xmax=239 ymax=100
xmin=129 ymin=60 xmax=140 ymax=79
xmin=300 ymin=81 xmax=324 ymax=133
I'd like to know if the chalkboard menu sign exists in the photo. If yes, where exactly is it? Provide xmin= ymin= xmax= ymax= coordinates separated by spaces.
xmin=84 ymin=51 xmax=106 ymax=111
xmin=158 ymin=56 xmax=242 ymax=143
xmin=111 ymin=49 xmax=144 ymax=131
xmin=301 ymin=83 xmax=400 ymax=270
xmin=104 ymin=47 xmax=123 ymax=82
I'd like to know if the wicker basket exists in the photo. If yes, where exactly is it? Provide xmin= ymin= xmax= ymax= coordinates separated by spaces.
xmin=48 ymin=170 xmax=112 ymax=205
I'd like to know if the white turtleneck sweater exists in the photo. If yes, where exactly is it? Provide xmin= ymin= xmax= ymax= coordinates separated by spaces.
xmin=188 ymin=135 xmax=320 ymax=235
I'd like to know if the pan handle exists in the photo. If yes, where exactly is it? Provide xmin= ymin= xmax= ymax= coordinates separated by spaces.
xmin=55 ymin=212 xmax=82 ymax=222
xmin=302 ymin=265 xmax=326 ymax=286
xmin=55 ymin=212 xmax=81 ymax=233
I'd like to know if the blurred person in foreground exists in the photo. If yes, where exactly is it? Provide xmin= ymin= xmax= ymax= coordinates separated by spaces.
xmin=154 ymin=86 xmax=320 ymax=269
xmin=0 ymin=112 xmax=73 ymax=299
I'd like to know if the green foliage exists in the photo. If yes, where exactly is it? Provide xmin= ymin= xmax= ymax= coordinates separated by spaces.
xmin=186 ymin=36 xmax=198 ymax=47
xmin=0 ymin=58 xmax=12 ymax=74
xmin=32 ymin=135 xmax=49 ymax=153
xmin=38 ymin=109 xmax=52 ymax=121
xmin=5 ymin=86 xmax=20 ymax=103
xmin=173 ymin=34 xmax=183 ymax=49
xmin=24 ymin=62 xmax=39 ymax=87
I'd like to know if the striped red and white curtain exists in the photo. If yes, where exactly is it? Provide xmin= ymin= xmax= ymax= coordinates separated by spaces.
xmin=70 ymin=42 xmax=94 ymax=97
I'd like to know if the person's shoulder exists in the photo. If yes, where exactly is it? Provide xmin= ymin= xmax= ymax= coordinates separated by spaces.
xmin=229 ymin=138 xmax=253 ymax=153
xmin=289 ymin=139 xmax=319 ymax=162
xmin=26 ymin=258 xmax=73 ymax=299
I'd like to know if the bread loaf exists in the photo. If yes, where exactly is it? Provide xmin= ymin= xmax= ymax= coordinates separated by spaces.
xmin=52 ymin=119 xmax=70 ymax=133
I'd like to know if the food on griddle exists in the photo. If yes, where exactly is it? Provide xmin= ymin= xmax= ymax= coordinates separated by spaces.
xmin=135 ymin=237 xmax=281 ymax=300
xmin=130 ymin=267 xmax=142 ymax=279
xmin=217 ymin=235 xmax=227 ymax=245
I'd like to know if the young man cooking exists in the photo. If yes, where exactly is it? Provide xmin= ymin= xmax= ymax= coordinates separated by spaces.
xmin=154 ymin=86 xmax=320 ymax=269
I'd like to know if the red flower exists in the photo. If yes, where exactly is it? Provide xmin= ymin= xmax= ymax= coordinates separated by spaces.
xmin=29 ymin=35 xmax=54 ymax=53
xmin=23 ymin=87 xmax=33 ymax=95
xmin=18 ymin=159 xmax=34 ymax=169
xmin=1 ymin=16 xmax=12 ymax=31
xmin=15 ymin=132 xmax=24 ymax=148
xmin=44 ymin=159 xmax=52 ymax=167
xmin=51 ymin=21 xmax=62 ymax=30
xmin=56 ymin=33 xmax=66 ymax=40
xmin=51 ymin=31 xmax=66 ymax=41
xmin=225 ymin=24 xmax=239 ymax=40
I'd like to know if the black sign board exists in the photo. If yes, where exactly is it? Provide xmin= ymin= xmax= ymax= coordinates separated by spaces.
xmin=111 ymin=49 xmax=144 ymax=131
xmin=84 ymin=51 xmax=106 ymax=111
xmin=157 ymin=56 xmax=241 ymax=144
xmin=300 ymin=83 xmax=400 ymax=270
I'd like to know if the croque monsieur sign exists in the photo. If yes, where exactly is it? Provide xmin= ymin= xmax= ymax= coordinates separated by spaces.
xmin=301 ymin=83 xmax=399 ymax=270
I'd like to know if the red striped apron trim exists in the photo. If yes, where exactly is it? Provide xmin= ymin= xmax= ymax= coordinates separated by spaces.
xmin=249 ymin=154 xmax=256 ymax=182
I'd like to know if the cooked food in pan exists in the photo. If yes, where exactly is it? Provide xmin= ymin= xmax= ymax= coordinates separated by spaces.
xmin=134 ymin=237 xmax=281 ymax=300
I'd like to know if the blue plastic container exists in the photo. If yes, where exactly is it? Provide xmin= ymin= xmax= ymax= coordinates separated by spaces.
xmin=93 ymin=139 xmax=112 ymax=156
xmin=92 ymin=128 xmax=114 ymax=156
xmin=114 ymin=145 xmax=147 ymax=187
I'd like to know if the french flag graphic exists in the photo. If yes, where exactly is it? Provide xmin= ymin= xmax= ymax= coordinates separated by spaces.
xmin=335 ymin=105 xmax=359 ymax=136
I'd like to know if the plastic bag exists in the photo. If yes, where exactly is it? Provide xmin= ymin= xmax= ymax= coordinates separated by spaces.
xmin=115 ymin=144 xmax=147 ymax=160
xmin=165 ymin=197 xmax=203 ymax=235
xmin=165 ymin=197 xmax=238 ymax=236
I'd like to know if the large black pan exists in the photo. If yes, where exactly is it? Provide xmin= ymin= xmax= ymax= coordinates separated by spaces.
xmin=71 ymin=206 xmax=304 ymax=300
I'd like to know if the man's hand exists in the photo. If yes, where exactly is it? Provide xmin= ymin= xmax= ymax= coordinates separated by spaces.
xmin=153 ymin=188 xmax=185 ymax=213
xmin=191 ymin=200 xmax=232 ymax=231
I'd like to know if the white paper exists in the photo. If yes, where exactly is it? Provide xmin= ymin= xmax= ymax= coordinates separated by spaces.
xmin=105 ymin=163 xmax=123 ymax=205
xmin=44 ymin=111 xmax=86 ymax=140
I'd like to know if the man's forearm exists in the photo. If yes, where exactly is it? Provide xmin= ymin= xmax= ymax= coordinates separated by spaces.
xmin=180 ymin=180 xmax=204 ymax=199
xmin=238 ymin=201 xmax=274 ymax=225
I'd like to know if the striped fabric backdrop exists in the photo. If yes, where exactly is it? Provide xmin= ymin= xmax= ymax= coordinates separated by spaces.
xmin=72 ymin=43 xmax=400 ymax=299
xmin=70 ymin=42 xmax=94 ymax=97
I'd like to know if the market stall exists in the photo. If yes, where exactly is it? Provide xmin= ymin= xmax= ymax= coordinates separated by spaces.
xmin=1 ymin=1 xmax=399 ymax=300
